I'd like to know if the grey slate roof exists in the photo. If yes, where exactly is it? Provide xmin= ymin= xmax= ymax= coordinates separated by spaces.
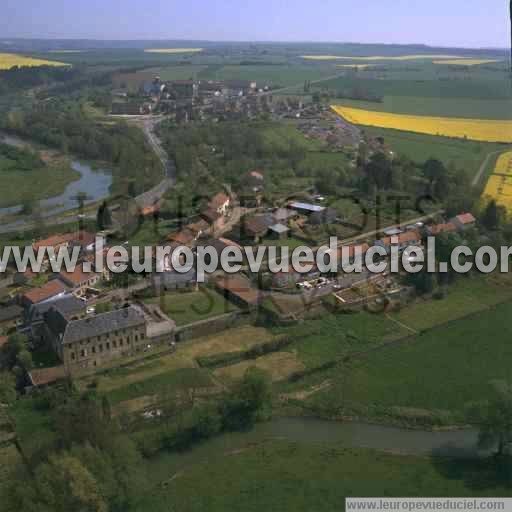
xmin=62 ymin=306 xmax=145 ymax=345
xmin=152 ymin=269 xmax=198 ymax=288
xmin=29 ymin=295 xmax=86 ymax=324
xmin=269 ymin=223 xmax=290 ymax=234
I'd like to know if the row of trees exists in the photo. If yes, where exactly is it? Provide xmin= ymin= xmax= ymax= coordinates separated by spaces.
xmin=1 ymin=96 xmax=162 ymax=198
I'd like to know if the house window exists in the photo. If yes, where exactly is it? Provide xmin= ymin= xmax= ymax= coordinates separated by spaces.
xmin=113 ymin=340 xmax=117 ymax=348
xmin=120 ymin=339 xmax=123 ymax=346
xmin=71 ymin=352 xmax=76 ymax=360
xmin=106 ymin=342 xmax=110 ymax=350
xmin=92 ymin=346 xmax=96 ymax=353
xmin=135 ymin=335 xmax=139 ymax=342
xmin=141 ymin=333 xmax=145 ymax=340
xmin=80 ymin=349 xmax=85 ymax=357
xmin=99 ymin=344 xmax=103 ymax=352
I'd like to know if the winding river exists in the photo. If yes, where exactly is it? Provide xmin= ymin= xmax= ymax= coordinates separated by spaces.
xmin=0 ymin=132 xmax=113 ymax=218
xmin=150 ymin=417 xmax=490 ymax=477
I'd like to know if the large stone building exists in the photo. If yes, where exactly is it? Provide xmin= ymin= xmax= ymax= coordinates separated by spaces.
xmin=45 ymin=305 xmax=175 ymax=376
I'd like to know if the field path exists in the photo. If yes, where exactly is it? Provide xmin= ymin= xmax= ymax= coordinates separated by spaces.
xmin=472 ymin=148 xmax=511 ymax=187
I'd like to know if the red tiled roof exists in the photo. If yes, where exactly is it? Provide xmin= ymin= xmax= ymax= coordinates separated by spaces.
xmin=429 ymin=223 xmax=457 ymax=235
xmin=29 ymin=365 xmax=67 ymax=387
xmin=58 ymin=265 xmax=98 ymax=287
xmin=378 ymin=230 xmax=421 ymax=247
xmin=32 ymin=233 xmax=75 ymax=251
xmin=455 ymin=213 xmax=476 ymax=225
xmin=338 ymin=243 xmax=370 ymax=259
xmin=244 ymin=216 xmax=270 ymax=235
xmin=248 ymin=169 xmax=264 ymax=180
xmin=217 ymin=238 xmax=242 ymax=251
xmin=141 ymin=205 xmax=160 ymax=216
xmin=186 ymin=219 xmax=210 ymax=234
xmin=23 ymin=280 xmax=68 ymax=304
xmin=168 ymin=230 xmax=196 ymax=245
xmin=215 ymin=275 xmax=260 ymax=306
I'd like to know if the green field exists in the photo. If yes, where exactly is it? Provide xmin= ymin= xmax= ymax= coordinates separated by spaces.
xmin=0 ymin=159 xmax=80 ymax=208
xmin=196 ymin=64 xmax=338 ymax=87
xmin=137 ymin=441 xmax=512 ymax=512
xmin=363 ymin=126 xmax=506 ymax=177
xmin=307 ymin=294 xmax=512 ymax=421
xmin=144 ymin=289 xmax=239 ymax=326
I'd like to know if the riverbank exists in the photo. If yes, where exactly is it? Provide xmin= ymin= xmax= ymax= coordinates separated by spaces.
xmin=134 ymin=417 xmax=505 ymax=512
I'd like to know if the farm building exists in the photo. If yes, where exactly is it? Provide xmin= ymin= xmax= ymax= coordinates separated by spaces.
xmin=244 ymin=214 xmax=274 ymax=242
xmin=289 ymin=202 xmax=326 ymax=215
xmin=268 ymin=223 xmax=290 ymax=239
xmin=374 ymin=230 xmax=422 ymax=254
xmin=22 ymin=280 xmax=69 ymax=307
xmin=215 ymin=275 xmax=261 ymax=308
xmin=450 ymin=213 xmax=476 ymax=231
xmin=58 ymin=266 xmax=100 ymax=297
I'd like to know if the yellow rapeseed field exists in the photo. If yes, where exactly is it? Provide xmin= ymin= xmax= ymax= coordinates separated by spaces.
xmin=482 ymin=152 xmax=512 ymax=212
xmin=144 ymin=48 xmax=203 ymax=54
xmin=331 ymin=105 xmax=512 ymax=143
xmin=433 ymin=59 xmax=499 ymax=66
xmin=302 ymin=54 xmax=464 ymax=61
xmin=0 ymin=52 xmax=69 ymax=70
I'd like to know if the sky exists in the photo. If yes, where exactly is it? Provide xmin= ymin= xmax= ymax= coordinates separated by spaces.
xmin=1 ymin=0 xmax=510 ymax=48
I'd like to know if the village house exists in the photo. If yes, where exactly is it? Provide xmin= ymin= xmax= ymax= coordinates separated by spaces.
xmin=374 ymin=230 xmax=422 ymax=254
xmin=289 ymin=202 xmax=326 ymax=216
xmin=28 ymin=365 xmax=68 ymax=389
xmin=208 ymin=192 xmax=231 ymax=216
xmin=58 ymin=266 xmax=100 ymax=297
xmin=427 ymin=222 xmax=457 ymax=236
xmin=200 ymin=208 xmax=226 ymax=234
xmin=167 ymin=229 xmax=198 ymax=247
xmin=268 ymin=223 xmax=290 ymax=240
xmin=450 ymin=213 xmax=476 ymax=231
xmin=22 ymin=280 xmax=69 ymax=308
xmin=27 ymin=295 xmax=87 ymax=344
xmin=309 ymin=207 xmax=338 ymax=225
xmin=152 ymin=269 xmax=198 ymax=292
xmin=272 ymin=208 xmax=298 ymax=224
xmin=215 ymin=274 xmax=261 ymax=309
xmin=337 ymin=243 xmax=371 ymax=266
xmin=186 ymin=219 xmax=210 ymax=238
xmin=244 ymin=214 xmax=274 ymax=242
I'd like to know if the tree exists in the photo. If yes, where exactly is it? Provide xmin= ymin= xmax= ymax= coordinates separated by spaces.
xmin=481 ymin=199 xmax=503 ymax=231
xmin=2 ymin=333 xmax=28 ymax=370
xmin=221 ymin=368 xmax=272 ymax=430
xmin=365 ymin=152 xmax=393 ymax=190
xmin=19 ymin=453 xmax=108 ymax=512
xmin=96 ymin=201 xmax=112 ymax=231
xmin=475 ymin=380 xmax=512 ymax=456
xmin=423 ymin=158 xmax=445 ymax=183
xmin=0 ymin=371 xmax=15 ymax=404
